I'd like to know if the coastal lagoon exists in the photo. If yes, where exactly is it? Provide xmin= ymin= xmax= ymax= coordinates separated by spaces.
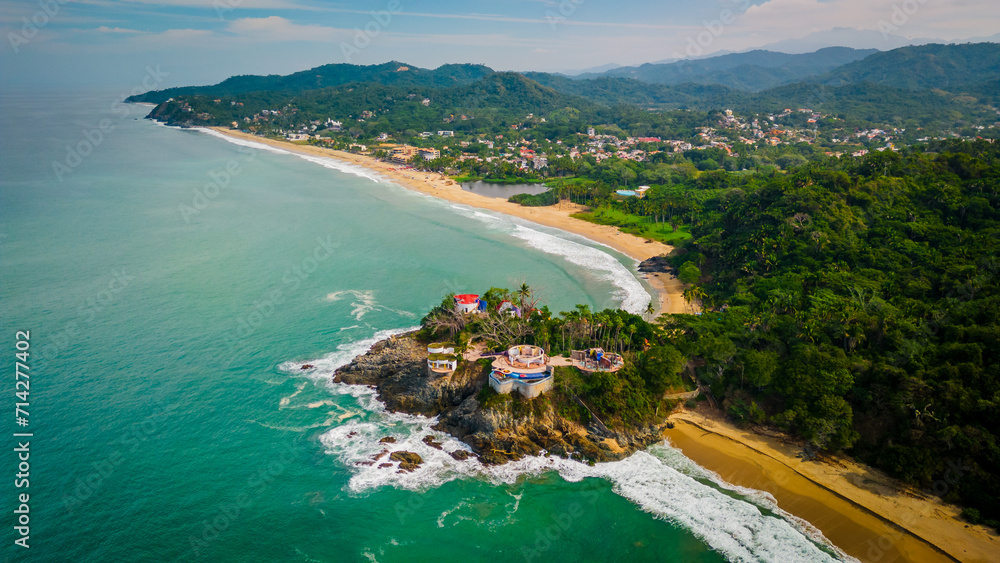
xmin=460 ymin=181 xmax=550 ymax=200
xmin=1 ymin=91 xmax=849 ymax=562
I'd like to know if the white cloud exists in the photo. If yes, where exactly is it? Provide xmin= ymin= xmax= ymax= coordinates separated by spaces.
xmin=225 ymin=16 xmax=350 ymax=42
xmin=138 ymin=27 xmax=214 ymax=42
xmin=731 ymin=0 xmax=1000 ymax=44
xmin=96 ymin=26 xmax=147 ymax=34
xmin=316 ymin=7 xmax=688 ymax=31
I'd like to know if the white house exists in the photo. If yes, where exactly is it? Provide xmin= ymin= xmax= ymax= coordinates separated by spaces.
xmin=454 ymin=294 xmax=481 ymax=314
xmin=427 ymin=343 xmax=458 ymax=375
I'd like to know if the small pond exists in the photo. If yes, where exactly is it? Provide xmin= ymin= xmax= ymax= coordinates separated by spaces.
xmin=460 ymin=181 xmax=550 ymax=199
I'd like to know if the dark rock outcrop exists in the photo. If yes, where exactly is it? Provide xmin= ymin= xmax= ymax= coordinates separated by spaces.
xmin=389 ymin=451 xmax=424 ymax=472
xmin=638 ymin=255 xmax=674 ymax=275
xmin=334 ymin=333 xmax=665 ymax=465
xmin=334 ymin=333 xmax=485 ymax=417
xmin=422 ymin=435 xmax=444 ymax=450
xmin=435 ymin=395 xmax=664 ymax=465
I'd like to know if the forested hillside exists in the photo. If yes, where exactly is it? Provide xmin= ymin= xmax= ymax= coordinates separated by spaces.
xmin=127 ymin=61 xmax=494 ymax=104
xmin=820 ymin=43 xmax=1000 ymax=90
xmin=665 ymin=140 xmax=1000 ymax=527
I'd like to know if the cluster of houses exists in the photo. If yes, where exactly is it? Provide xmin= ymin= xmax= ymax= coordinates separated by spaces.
xmin=578 ymin=132 xmax=696 ymax=164
xmin=219 ymin=94 xmax=978 ymax=165
xmin=422 ymin=293 xmax=626 ymax=399
xmin=702 ymin=108 xmax=830 ymax=148
xmin=389 ymin=145 xmax=441 ymax=163
xmin=227 ymin=102 xmax=882 ymax=169
xmin=453 ymin=294 xmax=522 ymax=317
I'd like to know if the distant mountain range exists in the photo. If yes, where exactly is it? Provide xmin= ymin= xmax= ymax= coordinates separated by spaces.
xmin=757 ymin=28 xmax=939 ymax=54
xmin=129 ymin=42 xmax=1000 ymax=133
xmin=575 ymin=47 xmax=878 ymax=91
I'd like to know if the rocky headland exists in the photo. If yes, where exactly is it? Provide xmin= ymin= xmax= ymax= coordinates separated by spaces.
xmin=333 ymin=332 xmax=666 ymax=465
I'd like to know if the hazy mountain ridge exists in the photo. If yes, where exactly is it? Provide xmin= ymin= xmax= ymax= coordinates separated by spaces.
xmin=127 ymin=61 xmax=495 ymax=104
xmin=578 ymin=47 xmax=879 ymax=91
xmin=816 ymin=43 xmax=1000 ymax=90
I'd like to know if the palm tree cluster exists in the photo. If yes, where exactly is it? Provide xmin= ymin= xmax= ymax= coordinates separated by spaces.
xmin=419 ymin=285 xmax=657 ymax=355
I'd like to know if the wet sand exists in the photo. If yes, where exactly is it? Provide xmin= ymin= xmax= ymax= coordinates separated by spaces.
xmin=665 ymin=411 xmax=999 ymax=562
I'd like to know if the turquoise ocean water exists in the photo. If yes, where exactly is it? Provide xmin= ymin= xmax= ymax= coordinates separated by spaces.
xmin=0 ymin=91 xmax=852 ymax=562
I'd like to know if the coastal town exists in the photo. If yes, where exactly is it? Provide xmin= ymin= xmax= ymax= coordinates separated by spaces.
xmin=225 ymin=104 xmax=923 ymax=176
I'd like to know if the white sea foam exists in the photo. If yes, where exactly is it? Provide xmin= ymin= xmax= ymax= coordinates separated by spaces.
xmin=441 ymin=204 xmax=652 ymax=314
xmin=192 ymin=126 xmax=653 ymax=314
xmin=294 ymin=153 xmax=385 ymax=184
xmin=192 ymin=127 xmax=386 ymax=184
xmin=325 ymin=290 xmax=416 ymax=321
xmin=509 ymin=224 xmax=650 ymax=314
xmin=312 ymin=388 xmax=849 ymax=561
xmin=279 ymin=380 xmax=307 ymax=407
xmin=277 ymin=326 xmax=418 ymax=386
xmin=193 ymin=127 xmax=294 ymax=157
xmin=280 ymin=330 xmax=855 ymax=562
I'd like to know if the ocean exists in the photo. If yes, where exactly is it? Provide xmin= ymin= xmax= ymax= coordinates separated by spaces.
xmin=0 ymin=90 xmax=851 ymax=562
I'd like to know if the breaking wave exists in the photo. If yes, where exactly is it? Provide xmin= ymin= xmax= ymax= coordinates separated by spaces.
xmin=190 ymin=127 xmax=653 ymax=314
xmin=446 ymin=205 xmax=652 ymax=314
xmin=192 ymin=127 xmax=385 ymax=184
xmin=279 ymin=331 xmax=854 ymax=563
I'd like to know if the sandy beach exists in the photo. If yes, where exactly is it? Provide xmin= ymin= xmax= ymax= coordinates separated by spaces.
xmin=204 ymin=129 xmax=1000 ymax=562
xmin=208 ymin=128 xmax=688 ymax=316
xmin=196 ymin=129 xmax=1000 ymax=561
xmin=665 ymin=409 xmax=999 ymax=562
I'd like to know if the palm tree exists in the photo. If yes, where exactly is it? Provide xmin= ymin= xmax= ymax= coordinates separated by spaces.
xmin=644 ymin=301 xmax=655 ymax=319
xmin=574 ymin=304 xmax=593 ymax=347
xmin=683 ymin=286 xmax=707 ymax=313
xmin=563 ymin=310 xmax=580 ymax=350
xmin=516 ymin=283 xmax=531 ymax=309
xmin=594 ymin=312 xmax=607 ymax=349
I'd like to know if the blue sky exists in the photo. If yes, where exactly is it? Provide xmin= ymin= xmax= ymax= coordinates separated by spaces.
xmin=1 ymin=0 xmax=998 ymax=89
